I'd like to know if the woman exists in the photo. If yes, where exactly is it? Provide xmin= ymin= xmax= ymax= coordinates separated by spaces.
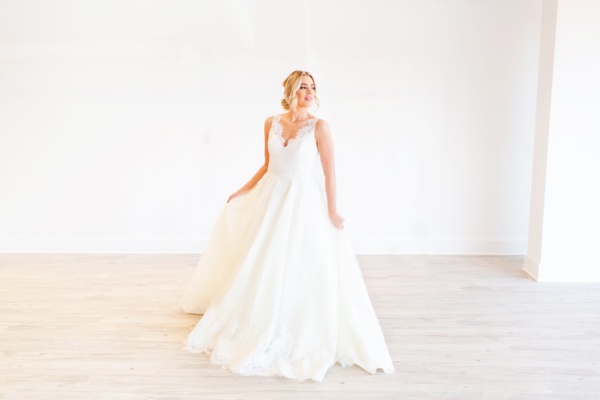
xmin=180 ymin=71 xmax=394 ymax=382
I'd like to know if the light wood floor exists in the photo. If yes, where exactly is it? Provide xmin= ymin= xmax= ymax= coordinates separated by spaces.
xmin=1 ymin=254 xmax=599 ymax=400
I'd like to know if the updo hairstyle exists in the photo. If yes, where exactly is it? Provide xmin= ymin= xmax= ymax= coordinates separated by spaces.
xmin=281 ymin=70 xmax=320 ymax=112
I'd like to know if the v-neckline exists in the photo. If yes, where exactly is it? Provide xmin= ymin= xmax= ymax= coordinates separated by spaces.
xmin=273 ymin=115 xmax=317 ymax=148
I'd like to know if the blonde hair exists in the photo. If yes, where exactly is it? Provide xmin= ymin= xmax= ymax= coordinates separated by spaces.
xmin=281 ymin=70 xmax=320 ymax=112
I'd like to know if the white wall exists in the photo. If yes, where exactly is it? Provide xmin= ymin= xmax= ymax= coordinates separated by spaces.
xmin=0 ymin=0 xmax=542 ymax=254
xmin=525 ymin=0 xmax=600 ymax=282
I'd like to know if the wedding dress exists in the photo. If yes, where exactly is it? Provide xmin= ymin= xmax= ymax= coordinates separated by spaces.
xmin=180 ymin=114 xmax=394 ymax=382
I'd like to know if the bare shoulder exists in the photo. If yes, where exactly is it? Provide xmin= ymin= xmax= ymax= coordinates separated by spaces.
xmin=315 ymin=118 xmax=332 ymax=140
xmin=264 ymin=115 xmax=274 ymax=128
xmin=264 ymin=115 xmax=275 ymax=135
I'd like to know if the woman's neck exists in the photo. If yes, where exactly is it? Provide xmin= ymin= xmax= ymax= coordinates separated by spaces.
xmin=287 ymin=107 xmax=310 ymax=123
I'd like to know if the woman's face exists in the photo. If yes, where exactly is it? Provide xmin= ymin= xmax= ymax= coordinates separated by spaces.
xmin=295 ymin=75 xmax=316 ymax=109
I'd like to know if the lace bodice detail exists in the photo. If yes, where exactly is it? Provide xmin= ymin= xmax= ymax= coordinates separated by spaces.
xmin=271 ymin=115 xmax=318 ymax=147
xmin=267 ymin=115 xmax=319 ymax=179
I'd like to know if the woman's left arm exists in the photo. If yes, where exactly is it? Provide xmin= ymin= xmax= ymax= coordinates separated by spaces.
xmin=315 ymin=120 xmax=345 ymax=230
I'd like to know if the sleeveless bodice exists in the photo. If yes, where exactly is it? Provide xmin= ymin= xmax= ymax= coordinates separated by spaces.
xmin=267 ymin=115 xmax=319 ymax=179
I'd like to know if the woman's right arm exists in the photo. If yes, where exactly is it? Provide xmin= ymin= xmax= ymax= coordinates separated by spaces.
xmin=227 ymin=117 xmax=272 ymax=203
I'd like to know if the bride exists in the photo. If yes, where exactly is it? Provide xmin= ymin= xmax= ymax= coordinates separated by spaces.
xmin=180 ymin=70 xmax=394 ymax=382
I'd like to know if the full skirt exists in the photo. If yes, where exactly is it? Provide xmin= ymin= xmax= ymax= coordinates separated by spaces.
xmin=180 ymin=172 xmax=394 ymax=382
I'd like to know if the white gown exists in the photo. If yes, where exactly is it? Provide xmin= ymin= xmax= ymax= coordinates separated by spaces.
xmin=180 ymin=115 xmax=394 ymax=382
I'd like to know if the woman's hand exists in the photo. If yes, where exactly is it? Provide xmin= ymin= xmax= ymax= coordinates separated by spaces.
xmin=328 ymin=210 xmax=345 ymax=230
xmin=227 ymin=190 xmax=246 ymax=203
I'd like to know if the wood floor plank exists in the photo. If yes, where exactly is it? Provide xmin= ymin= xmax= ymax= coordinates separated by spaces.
xmin=1 ymin=254 xmax=599 ymax=399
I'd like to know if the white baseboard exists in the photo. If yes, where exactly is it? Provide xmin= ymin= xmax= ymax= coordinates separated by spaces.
xmin=351 ymin=238 xmax=527 ymax=255
xmin=0 ymin=237 xmax=527 ymax=255
xmin=0 ymin=238 xmax=208 ymax=254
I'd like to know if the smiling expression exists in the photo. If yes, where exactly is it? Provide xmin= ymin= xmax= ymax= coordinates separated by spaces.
xmin=296 ymin=75 xmax=316 ymax=108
